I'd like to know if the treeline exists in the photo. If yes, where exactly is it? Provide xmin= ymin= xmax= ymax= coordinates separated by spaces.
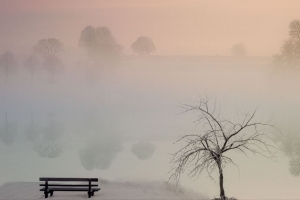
xmin=0 ymin=26 xmax=157 ymax=85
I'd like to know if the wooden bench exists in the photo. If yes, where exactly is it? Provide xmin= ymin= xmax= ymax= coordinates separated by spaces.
xmin=39 ymin=177 xmax=100 ymax=198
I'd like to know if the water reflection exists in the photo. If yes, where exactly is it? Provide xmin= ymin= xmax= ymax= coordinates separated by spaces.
xmin=1 ymin=56 xmax=300 ymax=199
xmin=131 ymin=141 xmax=156 ymax=160
xmin=73 ymin=110 xmax=102 ymax=137
xmin=277 ymin=128 xmax=300 ymax=176
xmin=0 ymin=112 xmax=17 ymax=146
xmin=24 ymin=113 xmax=39 ymax=143
xmin=79 ymin=131 xmax=123 ymax=170
xmin=33 ymin=114 xmax=64 ymax=158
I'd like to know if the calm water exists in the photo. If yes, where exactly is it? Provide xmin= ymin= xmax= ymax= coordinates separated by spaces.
xmin=0 ymin=56 xmax=300 ymax=199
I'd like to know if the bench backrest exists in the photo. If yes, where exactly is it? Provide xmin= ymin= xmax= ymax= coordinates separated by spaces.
xmin=40 ymin=177 xmax=98 ymax=182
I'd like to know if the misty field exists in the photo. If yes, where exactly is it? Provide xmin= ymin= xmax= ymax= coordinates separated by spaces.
xmin=0 ymin=56 xmax=300 ymax=199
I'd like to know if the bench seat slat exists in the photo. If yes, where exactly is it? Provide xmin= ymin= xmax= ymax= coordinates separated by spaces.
xmin=40 ymin=184 xmax=98 ymax=187
xmin=40 ymin=177 xmax=98 ymax=182
xmin=40 ymin=187 xmax=100 ymax=192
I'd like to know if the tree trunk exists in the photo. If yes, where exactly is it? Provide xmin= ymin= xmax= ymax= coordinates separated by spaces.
xmin=218 ymin=161 xmax=226 ymax=200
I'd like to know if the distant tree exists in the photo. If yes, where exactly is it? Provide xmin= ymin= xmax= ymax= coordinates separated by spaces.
xmin=289 ymin=20 xmax=300 ymax=39
xmin=43 ymin=55 xmax=63 ymax=84
xmin=131 ymin=36 xmax=156 ymax=55
xmin=33 ymin=38 xmax=63 ymax=84
xmin=34 ymin=38 xmax=63 ymax=58
xmin=281 ymin=39 xmax=300 ymax=65
xmin=169 ymin=97 xmax=279 ymax=200
xmin=231 ymin=43 xmax=247 ymax=57
xmin=0 ymin=51 xmax=17 ymax=84
xmin=24 ymin=55 xmax=40 ymax=84
xmin=79 ymin=26 xmax=123 ymax=58
xmin=274 ymin=19 xmax=300 ymax=67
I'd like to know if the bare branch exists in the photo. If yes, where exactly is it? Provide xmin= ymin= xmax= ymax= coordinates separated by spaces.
xmin=170 ymin=97 xmax=280 ymax=199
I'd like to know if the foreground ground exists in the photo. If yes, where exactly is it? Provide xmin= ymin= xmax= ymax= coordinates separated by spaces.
xmin=0 ymin=179 xmax=207 ymax=200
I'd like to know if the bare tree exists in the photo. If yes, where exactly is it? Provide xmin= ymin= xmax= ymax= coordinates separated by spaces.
xmin=0 ymin=51 xmax=17 ymax=84
xmin=169 ymin=97 xmax=279 ymax=200
xmin=34 ymin=38 xmax=63 ymax=58
xmin=24 ymin=55 xmax=40 ymax=84
xmin=131 ymin=36 xmax=156 ymax=55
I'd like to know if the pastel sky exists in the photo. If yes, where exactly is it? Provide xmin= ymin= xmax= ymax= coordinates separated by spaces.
xmin=0 ymin=0 xmax=299 ymax=55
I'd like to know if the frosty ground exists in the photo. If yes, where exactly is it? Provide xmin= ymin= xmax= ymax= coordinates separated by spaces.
xmin=0 ymin=179 xmax=207 ymax=200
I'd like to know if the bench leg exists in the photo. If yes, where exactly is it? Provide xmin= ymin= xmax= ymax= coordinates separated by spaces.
xmin=92 ymin=191 xmax=94 ymax=196
xmin=50 ymin=191 xmax=53 ymax=196
xmin=88 ymin=191 xmax=91 ymax=198
xmin=44 ymin=192 xmax=48 ymax=198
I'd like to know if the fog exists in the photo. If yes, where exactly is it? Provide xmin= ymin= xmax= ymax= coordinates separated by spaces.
xmin=1 ymin=0 xmax=300 ymax=56
xmin=1 ymin=1 xmax=300 ymax=200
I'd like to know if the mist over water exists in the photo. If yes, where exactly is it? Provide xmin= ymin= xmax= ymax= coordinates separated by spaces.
xmin=1 ymin=1 xmax=300 ymax=199
xmin=0 ymin=56 xmax=299 ymax=199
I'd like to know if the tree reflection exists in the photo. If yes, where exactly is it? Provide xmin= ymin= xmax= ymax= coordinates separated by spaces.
xmin=131 ymin=141 xmax=156 ymax=160
xmin=24 ymin=112 xmax=39 ymax=143
xmin=34 ymin=114 xmax=64 ymax=158
xmin=277 ymin=129 xmax=300 ymax=176
xmin=289 ymin=157 xmax=300 ymax=176
xmin=0 ymin=112 xmax=17 ymax=146
xmin=73 ymin=109 xmax=101 ymax=137
xmin=79 ymin=132 xmax=123 ymax=170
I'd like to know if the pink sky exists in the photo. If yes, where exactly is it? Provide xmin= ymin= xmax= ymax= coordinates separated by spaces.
xmin=0 ymin=0 xmax=300 ymax=55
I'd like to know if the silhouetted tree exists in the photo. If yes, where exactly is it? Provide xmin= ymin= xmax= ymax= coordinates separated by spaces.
xmin=289 ymin=20 xmax=300 ymax=39
xmin=169 ymin=97 xmax=279 ymax=200
xmin=274 ymin=19 xmax=300 ymax=67
xmin=281 ymin=39 xmax=300 ymax=65
xmin=24 ymin=55 xmax=40 ymax=84
xmin=0 ymin=112 xmax=17 ymax=145
xmin=0 ymin=51 xmax=17 ymax=84
xmin=34 ymin=38 xmax=63 ymax=58
xmin=43 ymin=55 xmax=63 ymax=84
xmin=131 ymin=36 xmax=156 ymax=55
xmin=131 ymin=141 xmax=156 ymax=160
xmin=231 ymin=43 xmax=246 ymax=57
xmin=79 ymin=26 xmax=123 ymax=59
xmin=33 ymin=38 xmax=63 ymax=83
